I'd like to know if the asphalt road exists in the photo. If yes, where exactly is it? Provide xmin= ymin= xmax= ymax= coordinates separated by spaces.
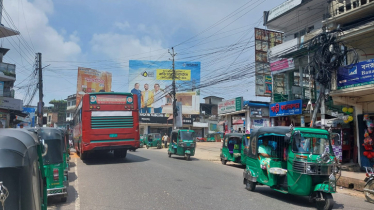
xmin=48 ymin=148 xmax=374 ymax=210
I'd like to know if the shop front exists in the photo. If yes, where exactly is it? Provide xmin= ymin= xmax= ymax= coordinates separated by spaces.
xmin=139 ymin=113 xmax=193 ymax=136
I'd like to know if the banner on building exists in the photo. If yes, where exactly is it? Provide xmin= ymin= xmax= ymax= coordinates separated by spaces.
xmin=128 ymin=60 xmax=201 ymax=115
xmin=76 ymin=67 xmax=112 ymax=106
xmin=255 ymin=28 xmax=283 ymax=97
xmin=22 ymin=107 xmax=36 ymax=128
xmin=218 ymin=97 xmax=243 ymax=115
xmin=251 ymin=118 xmax=270 ymax=129
xmin=269 ymin=99 xmax=302 ymax=117
xmin=337 ymin=58 xmax=374 ymax=89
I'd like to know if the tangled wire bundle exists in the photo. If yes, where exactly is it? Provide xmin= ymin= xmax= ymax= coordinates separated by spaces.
xmin=308 ymin=29 xmax=358 ymax=88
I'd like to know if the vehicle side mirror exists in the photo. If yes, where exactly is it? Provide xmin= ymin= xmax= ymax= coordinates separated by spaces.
xmin=284 ymin=133 xmax=291 ymax=144
xmin=41 ymin=139 xmax=48 ymax=157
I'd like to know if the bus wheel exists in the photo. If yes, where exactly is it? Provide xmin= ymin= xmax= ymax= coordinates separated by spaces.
xmin=80 ymin=152 xmax=87 ymax=160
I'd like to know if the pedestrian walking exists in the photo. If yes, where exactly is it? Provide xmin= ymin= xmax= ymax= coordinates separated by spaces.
xmin=162 ymin=133 xmax=168 ymax=148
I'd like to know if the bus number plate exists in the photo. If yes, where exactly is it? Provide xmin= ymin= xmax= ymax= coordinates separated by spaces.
xmin=109 ymin=134 xmax=118 ymax=138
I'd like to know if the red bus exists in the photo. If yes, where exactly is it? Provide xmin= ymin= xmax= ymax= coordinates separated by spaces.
xmin=73 ymin=92 xmax=140 ymax=160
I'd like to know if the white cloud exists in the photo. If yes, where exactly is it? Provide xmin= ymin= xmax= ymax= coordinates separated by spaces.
xmin=114 ymin=21 xmax=130 ymax=30
xmin=3 ymin=0 xmax=82 ymax=104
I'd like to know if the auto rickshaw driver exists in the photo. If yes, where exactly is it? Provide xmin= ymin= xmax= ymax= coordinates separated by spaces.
xmin=258 ymin=138 xmax=272 ymax=171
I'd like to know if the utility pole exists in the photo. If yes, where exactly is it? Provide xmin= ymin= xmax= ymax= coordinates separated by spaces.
xmin=37 ymin=52 xmax=43 ymax=127
xmin=169 ymin=47 xmax=177 ymax=129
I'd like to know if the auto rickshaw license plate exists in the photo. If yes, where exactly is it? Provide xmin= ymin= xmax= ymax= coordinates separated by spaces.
xmin=109 ymin=134 xmax=117 ymax=138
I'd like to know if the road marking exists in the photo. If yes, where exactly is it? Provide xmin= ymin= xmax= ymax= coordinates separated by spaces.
xmin=74 ymin=157 xmax=80 ymax=210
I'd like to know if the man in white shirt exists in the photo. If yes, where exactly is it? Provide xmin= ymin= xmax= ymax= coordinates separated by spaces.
xmin=153 ymin=84 xmax=165 ymax=113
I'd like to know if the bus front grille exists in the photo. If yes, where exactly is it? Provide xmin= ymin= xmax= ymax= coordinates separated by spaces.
xmin=91 ymin=116 xmax=133 ymax=129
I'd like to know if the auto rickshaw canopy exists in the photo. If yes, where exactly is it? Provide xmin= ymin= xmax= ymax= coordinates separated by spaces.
xmin=37 ymin=128 xmax=64 ymax=165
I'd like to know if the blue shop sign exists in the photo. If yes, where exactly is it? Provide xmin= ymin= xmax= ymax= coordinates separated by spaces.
xmin=269 ymin=99 xmax=302 ymax=117
xmin=337 ymin=58 xmax=374 ymax=89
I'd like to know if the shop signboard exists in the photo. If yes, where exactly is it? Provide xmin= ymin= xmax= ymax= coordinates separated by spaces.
xmin=269 ymin=99 xmax=302 ymax=117
xmin=76 ymin=67 xmax=112 ymax=106
xmin=267 ymin=0 xmax=303 ymax=22
xmin=270 ymin=58 xmax=294 ymax=74
xmin=128 ymin=60 xmax=200 ymax=115
xmin=255 ymin=28 xmax=283 ymax=97
xmin=0 ymin=97 xmax=22 ymax=111
xmin=251 ymin=118 xmax=270 ymax=128
xmin=337 ymin=58 xmax=374 ymax=89
xmin=250 ymin=108 xmax=262 ymax=118
xmin=218 ymin=97 xmax=243 ymax=114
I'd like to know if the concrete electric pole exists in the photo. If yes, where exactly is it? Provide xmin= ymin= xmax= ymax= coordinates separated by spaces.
xmin=37 ymin=52 xmax=43 ymax=127
xmin=169 ymin=47 xmax=177 ymax=129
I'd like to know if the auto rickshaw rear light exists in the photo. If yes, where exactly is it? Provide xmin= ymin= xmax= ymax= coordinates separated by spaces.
xmin=53 ymin=168 xmax=59 ymax=181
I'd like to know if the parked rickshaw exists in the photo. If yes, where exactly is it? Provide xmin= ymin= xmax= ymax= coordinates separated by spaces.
xmin=168 ymin=129 xmax=196 ymax=160
xmin=145 ymin=133 xmax=162 ymax=149
xmin=242 ymin=126 xmax=339 ymax=210
xmin=58 ymin=129 xmax=70 ymax=181
xmin=0 ymin=129 xmax=48 ymax=210
xmin=207 ymin=132 xmax=224 ymax=142
xmin=220 ymin=133 xmax=250 ymax=165
xmin=38 ymin=128 xmax=69 ymax=202
xmin=139 ymin=135 xmax=144 ymax=148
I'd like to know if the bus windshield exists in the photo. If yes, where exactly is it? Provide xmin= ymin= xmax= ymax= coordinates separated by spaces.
xmin=180 ymin=131 xmax=194 ymax=141
xmin=292 ymin=133 xmax=332 ymax=155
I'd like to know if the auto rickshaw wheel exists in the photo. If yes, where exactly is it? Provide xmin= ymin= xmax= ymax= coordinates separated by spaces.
xmin=245 ymin=180 xmax=256 ymax=191
xmin=168 ymin=152 xmax=171 ymax=158
xmin=146 ymin=145 xmax=149 ymax=149
xmin=315 ymin=192 xmax=333 ymax=210
xmin=61 ymin=196 xmax=67 ymax=203
xmin=221 ymin=159 xmax=227 ymax=165
xmin=185 ymin=154 xmax=191 ymax=161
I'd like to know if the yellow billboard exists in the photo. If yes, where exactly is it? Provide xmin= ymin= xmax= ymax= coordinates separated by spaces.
xmin=76 ymin=67 xmax=112 ymax=106
xmin=156 ymin=69 xmax=191 ymax=81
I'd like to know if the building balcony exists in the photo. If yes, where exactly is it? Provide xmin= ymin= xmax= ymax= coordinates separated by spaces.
xmin=66 ymin=105 xmax=76 ymax=112
xmin=324 ymin=0 xmax=374 ymax=30
xmin=0 ymin=62 xmax=16 ymax=81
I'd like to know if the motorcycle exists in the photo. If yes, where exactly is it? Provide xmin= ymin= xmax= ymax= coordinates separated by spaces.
xmin=364 ymin=167 xmax=374 ymax=203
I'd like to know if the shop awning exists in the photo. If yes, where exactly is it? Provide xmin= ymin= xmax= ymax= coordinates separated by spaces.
xmin=232 ymin=119 xmax=244 ymax=125
xmin=218 ymin=121 xmax=225 ymax=125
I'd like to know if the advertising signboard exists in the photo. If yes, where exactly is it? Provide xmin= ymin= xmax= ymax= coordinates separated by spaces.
xmin=269 ymin=99 xmax=302 ymax=117
xmin=337 ymin=58 xmax=374 ymax=89
xmin=128 ymin=60 xmax=200 ymax=115
xmin=255 ymin=28 xmax=283 ymax=97
xmin=22 ymin=107 xmax=36 ymax=127
xmin=251 ymin=118 xmax=270 ymax=129
xmin=76 ymin=67 xmax=112 ymax=106
xmin=267 ymin=0 xmax=303 ymax=22
xmin=218 ymin=97 xmax=243 ymax=115
xmin=0 ymin=97 xmax=22 ymax=111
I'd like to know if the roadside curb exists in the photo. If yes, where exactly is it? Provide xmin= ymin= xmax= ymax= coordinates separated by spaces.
xmin=337 ymin=176 xmax=366 ymax=192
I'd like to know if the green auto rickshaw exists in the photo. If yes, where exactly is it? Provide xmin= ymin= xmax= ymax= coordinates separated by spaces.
xmin=58 ymin=129 xmax=70 ymax=182
xmin=38 ymin=128 xmax=69 ymax=202
xmin=139 ymin=135 xmax=144 ymax=148
xmin=207 ymin=132 xmax=224 ymax=142
xmin=0 ymin=129 xmax=48 ymax=210
xmin=220 ymin=133 xmax=250 ymax=165
xmin=242 ymin=126 xmax=339 ymax=210
xmin=168 ymin=129 xmax=196 ymax=160
xmin=145 ymin=133 xmax=162 ymax=149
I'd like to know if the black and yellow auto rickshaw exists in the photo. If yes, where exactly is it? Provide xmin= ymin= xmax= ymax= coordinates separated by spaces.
xmin=38 ymin=128 xmax=69 ymax=202
xmin=0 ymin=129 xmax=48 ymax=210
xmin=242 ymin=126 xmax=339 ymax=210
xmin=220 ymin=133 xmax=250 ymax=165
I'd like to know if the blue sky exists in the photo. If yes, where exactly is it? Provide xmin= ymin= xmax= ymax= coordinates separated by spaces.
xmin=2 ymin=0 xmax=281 ymax=105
